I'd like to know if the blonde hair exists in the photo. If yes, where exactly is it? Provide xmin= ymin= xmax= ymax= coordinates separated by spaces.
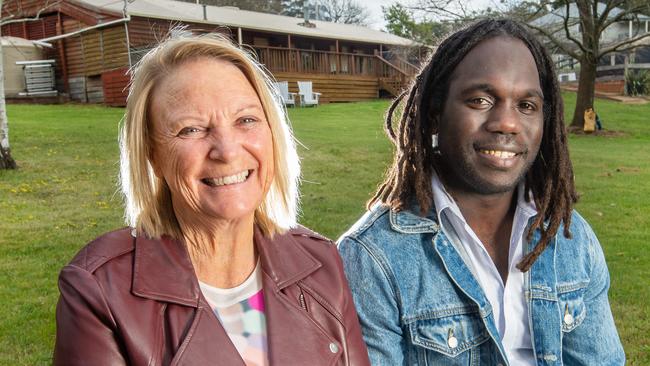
xmin=119 ymin=32 xmax=300 ymax=239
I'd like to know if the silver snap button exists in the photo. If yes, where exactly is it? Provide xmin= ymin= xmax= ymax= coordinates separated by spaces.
xmin=564 ymin=313 xmax=574 ymax=325
xmin=329 ymin=342 xmax=339 ymax=353
xmin=447 ymin=335 xmax=458 ymax=349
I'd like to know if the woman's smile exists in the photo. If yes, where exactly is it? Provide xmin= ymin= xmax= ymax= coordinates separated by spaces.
xmin=201 ymin=169 xmax=251 ymax=187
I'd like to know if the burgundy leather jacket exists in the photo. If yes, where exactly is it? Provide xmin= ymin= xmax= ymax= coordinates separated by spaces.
xmin=54 ymin=226 xmax=370 ymax=366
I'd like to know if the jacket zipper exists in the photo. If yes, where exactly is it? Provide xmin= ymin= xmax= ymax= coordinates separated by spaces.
xmin=298 ymin=286 xmax=308 ymax=312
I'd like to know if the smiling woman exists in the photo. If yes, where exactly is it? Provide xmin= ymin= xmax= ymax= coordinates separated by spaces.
xmin=52 ymin=33 xmax=370 ymax=366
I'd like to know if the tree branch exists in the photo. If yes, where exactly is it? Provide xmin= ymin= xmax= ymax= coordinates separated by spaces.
xmin=600 ymin=32 xmax=650 ymax=55
xmin=408 ymin=0 xmax=472 ymax=21
xmin=524 ymin=21 xmax=581 ymax=60
xmin=562 ymin=1 xmax=590 ymax=55
xmin=600 ymin=2 xmax=649 ymax=30
xmin=0 ymin=0 xmax=61 ymax=26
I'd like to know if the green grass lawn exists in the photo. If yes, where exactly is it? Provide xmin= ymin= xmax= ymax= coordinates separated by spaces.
xmin=0 ymin=95 xmax=648 ymax=364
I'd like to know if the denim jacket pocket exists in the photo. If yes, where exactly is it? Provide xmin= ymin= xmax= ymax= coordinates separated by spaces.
xmin=407 ymin=309 xmax=490 ymax=358
xmin=557 ymin=283 xmax=587 ymax=333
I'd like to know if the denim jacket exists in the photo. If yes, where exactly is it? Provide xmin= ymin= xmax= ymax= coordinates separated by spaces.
xmin=338 ymin=204 xmax=624 ymax=366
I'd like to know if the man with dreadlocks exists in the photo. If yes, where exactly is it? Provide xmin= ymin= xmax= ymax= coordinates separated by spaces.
xmin=338 ymin=19 xmax=624 ymax=365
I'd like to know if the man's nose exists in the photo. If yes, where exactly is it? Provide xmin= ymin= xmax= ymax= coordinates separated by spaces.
xmin=485 ymin=103 xmax=522 ymax=134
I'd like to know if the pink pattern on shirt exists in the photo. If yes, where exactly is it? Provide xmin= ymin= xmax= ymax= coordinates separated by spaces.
xmin=248 ymin=290 xmax=265 ymax=312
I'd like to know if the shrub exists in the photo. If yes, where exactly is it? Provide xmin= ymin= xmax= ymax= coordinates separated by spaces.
xmin=625 ymin=69 xmax=650 ymax=96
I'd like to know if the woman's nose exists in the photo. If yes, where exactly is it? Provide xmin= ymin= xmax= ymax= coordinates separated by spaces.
xmin=207 ymin=129 xmax=239 ymax=162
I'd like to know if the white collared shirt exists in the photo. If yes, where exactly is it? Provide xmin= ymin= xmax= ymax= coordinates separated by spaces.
xmin=431 ymin=173 xmax=537 ymax=365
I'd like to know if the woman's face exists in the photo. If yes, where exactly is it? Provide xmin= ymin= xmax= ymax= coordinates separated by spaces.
xmin=149 ymin=57 xmax=274 ymax=227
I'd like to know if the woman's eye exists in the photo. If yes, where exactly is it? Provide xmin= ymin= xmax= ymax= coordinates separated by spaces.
xmin=240 ymin=117 xmax=259 ymax=125
xmin=177 ymin=126 xmax=203 ymax=137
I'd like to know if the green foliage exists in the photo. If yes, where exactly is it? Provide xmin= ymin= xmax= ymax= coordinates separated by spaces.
xmin=625 ymin=69 xmax=650 ymax=96
xmin=382 ymin=4 xmax=448 ymax=45
xmin=1 ymin=97 xmax=649 ymax=364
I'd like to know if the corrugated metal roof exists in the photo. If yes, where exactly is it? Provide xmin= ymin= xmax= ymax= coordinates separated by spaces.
xmin=77 ymin=0 xmax=415 ymax=46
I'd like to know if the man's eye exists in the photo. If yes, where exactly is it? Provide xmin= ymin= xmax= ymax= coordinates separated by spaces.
xmin=519 ymin=101 xmax=537 ymax=111
xmin=468 ymin=97 xmax=492 ymax=106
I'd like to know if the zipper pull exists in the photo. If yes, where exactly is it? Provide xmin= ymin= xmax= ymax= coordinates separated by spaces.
xmin=299 ymin=290 xmax=308 ymax=311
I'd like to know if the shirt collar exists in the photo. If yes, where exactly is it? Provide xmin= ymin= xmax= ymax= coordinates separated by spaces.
xmin=431 ymin=171 xmax=538 ymax=224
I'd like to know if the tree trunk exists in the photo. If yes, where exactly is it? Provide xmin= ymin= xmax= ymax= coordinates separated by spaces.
xmin=0 ymin=0 xmax=18 ymax=170
xmin=570 ymin=57 xmax=597 ymax=129
xmin=0 ymin=46 xmax=17 ymax=169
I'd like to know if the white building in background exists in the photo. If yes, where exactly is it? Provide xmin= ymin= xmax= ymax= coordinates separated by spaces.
xmin=531 ymin=2 xmax=650 ymax=78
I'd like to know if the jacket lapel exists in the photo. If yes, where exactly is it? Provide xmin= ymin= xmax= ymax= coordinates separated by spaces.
xmin=131 ymin=234 xmax=245 ymax=366
xmin=256 ymin=227 xmax=341 ymax=365
xmin=132 ymin=234 xmax=201 ymax=306
xmin=171 ymin=306 xmax=245 ymax=366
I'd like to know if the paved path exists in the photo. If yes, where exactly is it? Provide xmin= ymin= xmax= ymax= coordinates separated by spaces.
xmin=560 ymin=85 xmax=649 ymax=104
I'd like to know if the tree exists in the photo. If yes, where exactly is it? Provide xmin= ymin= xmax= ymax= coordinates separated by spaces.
xmin=383 ymin=3 xmax=449 ymax=45
xmin=176 ymin=0 xmax=283 ymax=14
xmin=1 ymin=0 xmax=62 ymax=169
xmin=1 ymin=0 xmax=17 ymax=169
xmin=281 ymin=0 xmax=370 ymax=25
xmin=521 ymin=0 xmax=650 ymax=129
xmin=406 ymin=0 xmax=650 ymax=129
xmin=318 ymin=0 xmax=369 ymax=25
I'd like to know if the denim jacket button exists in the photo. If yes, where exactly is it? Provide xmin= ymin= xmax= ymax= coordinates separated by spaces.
xmin=329 ymin=342 xmax=339 ymax=353
xmin=564 ymin=313 xmax=574 ymax=325
xmin=447 ymin=336 xmax=458 ymax=349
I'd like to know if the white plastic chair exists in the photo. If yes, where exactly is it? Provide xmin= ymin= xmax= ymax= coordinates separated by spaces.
xmin=297 ymin=81 xmax=321 ymax=107
xmin=275 ymin=81 xmax=296 ymax=107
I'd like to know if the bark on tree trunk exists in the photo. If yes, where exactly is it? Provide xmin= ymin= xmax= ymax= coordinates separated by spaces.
xmin=570 ymin=57 xmax=597 ymax=129
xmin=0 ymin=0 xmax=18 ymax=169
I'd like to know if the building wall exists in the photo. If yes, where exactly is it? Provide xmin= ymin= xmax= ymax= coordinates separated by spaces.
xmin=61 ymin=18 xmax=128 ymax=77
xmin=1 ymin=13 xmax=64 ymax=88
xmin=2 ymin=42 xmax=44 ymax=96
xmin=275 ymin=72 xmax=378 ymax=103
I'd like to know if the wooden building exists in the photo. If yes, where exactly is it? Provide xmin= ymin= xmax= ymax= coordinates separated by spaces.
xmin=2 ymin=0 xmax=421 ymax=106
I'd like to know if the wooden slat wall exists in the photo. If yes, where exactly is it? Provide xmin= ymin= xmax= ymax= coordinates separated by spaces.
xmin=274 ymin=72 xmax=379 ymax=103
xmin=127 ymin=16 xmax=231 ymax=48
xmin=62 ymin=17 xmax=85 ymax=77
xmin=86 ymin=75 xmax=103 ymax=103
xmin=1 ymin=0 xmax=117 ymax=26
xmin=101 ymin=67 xmax=129 ymax=106
xmin=1 ymin=0 xmax=54 ymax=17
xmin=103 ymin=27 xmax=129 ymax=69
xmin=62 ymin=17 xmax=128 ymax=77
xmin=82 ymin=30 xmax=103 ymax=74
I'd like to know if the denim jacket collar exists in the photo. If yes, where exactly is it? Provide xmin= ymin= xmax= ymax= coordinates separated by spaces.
xmin=388 ymin=205 xmax=440 ymax=234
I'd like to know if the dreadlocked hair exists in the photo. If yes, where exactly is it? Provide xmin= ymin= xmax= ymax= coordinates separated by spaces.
xmin=369 ymin=18 xmax=578 ymax=272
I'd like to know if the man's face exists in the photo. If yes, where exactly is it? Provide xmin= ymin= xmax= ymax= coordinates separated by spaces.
xmin=436 ymin=36 xmax=544 ymax=196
